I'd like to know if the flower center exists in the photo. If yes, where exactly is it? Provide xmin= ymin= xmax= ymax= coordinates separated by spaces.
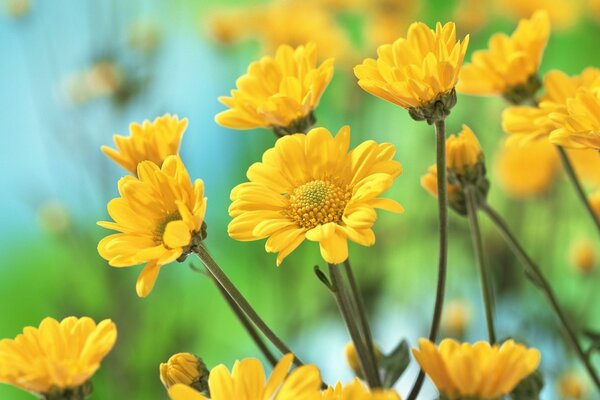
xmin=286 ymin=179 xmax=351 ymax=230
xmin=154 ymin=211 xmax=182 ymax=243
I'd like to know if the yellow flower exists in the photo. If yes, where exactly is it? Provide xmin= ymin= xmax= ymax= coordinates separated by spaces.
xmin=590 ymin=189 xmax=600 ymax=218
xmin=167 ymin=354 xmax=321 ymax=400
xmin=215 ymin=42 xmax=334 ymax=133
xmin=413 ymin=338 xmax=540 ymax=400
xmin=557 ymin=372 xmax=586 ymax=399
xmin=97 ymin=155 xmax=207 ymax=297
xmin=441 ymin=299 xmax=471 ymax=336
xmin=550 ymin=89 xmax=600 ymax=150
xmin=570 ymin=240 xmax=596 ymax=274
xmin=458 ymin=10 xmax=550 ymax=99
xmin=322 ymin=379 xmax=401 ymax=400
xmin=494 ymin=139 xmax=559 ymax=198
xmin=420 ymin=165 xmax=462 ymax=202
xmin=160 ymin=353 xmax=208 ymax=391
xmin=445 ymin=125 xmax=483 ymax=174
xmin=363 ymin=0 xmax=421 ymax=49
xmin=0 ymin=317 xmax=117 ymax=396
xmin=496 ymin=0 xmax=580 ymax=29
xmin=101 ymin=114 xmax=187 ymax=175
xmin=354 ymin=21 xmax=469 ymax=111
xmin=228 ymin=126 xmax=403 ymax=265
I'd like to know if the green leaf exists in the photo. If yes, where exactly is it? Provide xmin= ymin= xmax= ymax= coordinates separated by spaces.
xmin=381 ymin=339 xmax=410 ymax=388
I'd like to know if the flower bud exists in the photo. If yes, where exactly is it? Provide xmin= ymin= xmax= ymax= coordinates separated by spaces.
xmin=160 ymin=353 xmax=209 ymax=394
xmin=344 ymin=342 xmax=382 ymax=379
xmin=570 ymin=240 xmax=596 ymax=275
xmin=446 ymin=125 xmax=483 ymax=175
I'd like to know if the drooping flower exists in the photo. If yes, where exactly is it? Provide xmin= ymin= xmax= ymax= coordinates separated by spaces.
xmin=549 ymin=89 xmax=600 ymax=150
xmin=167 ymin=354 xmax=321 ymax=400
xmin=412 ymin=338 xmax=541 ymax=400
xmin=101 ymin=114 xmax=187 ymax=175
xmin=215 ymin=42 xmax=334 ymax=134
xmin=0 ymin=317 xmax=117 ymax=397
xmin=160 ymin=353 xmax=208 ymax=392
xmin=97 ymin=155 xmax=207 ymax=297
xmin=228 ymin=126 xmax=403 ymax=265
xmin=458 ymin=11 xmax=550 ymax=102
xmin=321 ymin=378 xmax=401 ymax=400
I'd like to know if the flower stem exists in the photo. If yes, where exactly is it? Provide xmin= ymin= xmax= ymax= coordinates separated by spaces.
xmin=328 ymin=263 xmax=381 ymax=388
xmin=342 ymin=259 xmax=381 ymax=387
xmin=481 ymin=203 xmax=600 ymax=391
xmin=464 ymin=186 xmax=496 ymax=343
xmin=192 ymin=243 xmax=304 ymax=367
xmin=556 ymin=146 xmax=600 ymax=234
xmin=407 ymin=119 xmax=449 ymax=400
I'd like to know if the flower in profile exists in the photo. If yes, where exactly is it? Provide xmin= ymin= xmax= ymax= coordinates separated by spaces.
xmin=215 ymin=42 xmax=334 ymax=135
xmin=167 ymin=354 xmax=321 ymax=400
xmin=97 ymin=155 xmax=207 ymax=297
xmin=458 ymin=11 xmax=550 ymax=103
xmin=228 ymin=126 xmax=403 ymax=265
xmin=0 ymin=317 xmax=117 ymax=397
xmin=101 ymin=114 xmax=187 ymax=175
xmin=570 ymin=240 xmax=596 ymax=274
xmin=413 ymin=338 xmax=541 ymax=400
xmin=557 ymin=372 xmax=586 ymax=399
xmin=549 ymin=89 xmax=600 ymax=150
xmin=445 ymin=125 xmax=483 ymax=174
xmin=354 ymin=21 xmax=469 ymax=123
xmin=441 ymin=299 xmax=471 ymax=336
xmin=322 ymin=378 xmax=400 ymax=399
xmin=160 ymin=353 xmax=209 ymax=393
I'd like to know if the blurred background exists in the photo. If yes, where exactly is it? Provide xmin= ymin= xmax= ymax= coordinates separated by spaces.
xmin=1 ymin=0 xmax=600 ymax=398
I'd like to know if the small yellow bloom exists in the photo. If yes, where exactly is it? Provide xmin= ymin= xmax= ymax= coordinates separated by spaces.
xmin=228 ymin=126 xmax=403 ymax=265
xmin=413 ymin=338 xmax=541 ymax=400
xmin=441 ymin=299 xmax=471 ymax=336
xmin=322 ymin=378 xmax=401 ymax=400
xmin=446 ymin=125 xmax=483 ymax=174
xmin=167 ymin=354 xmax=321 ymax=400
xmin=557 ymin=372 xmax=587 ymax=399
xmin=160 ymin=353 xmax=208 ymax=392
xmin=354 ymin=21 xmax=469 ymax=110
xmin=590 ymin=189 xmax=600 ymax=218
xmin=570 ymin=240 xmax=596 ymax=274
xmin=496 ymin=0 xmax=580 ymax=29
xmin=0 ymin=317 xmax=117 ymax=396
xmin=97 ymin=155 xmax=207 ymax=297
xmin=458 ymin=11 xmax=550 ymax=100
xmin=550 ymin=89 xmax=600 ymax=151
xmin=101 ymin=114 xmax=187 ymax=175
xmin=215 ymin=42 xmax=334 ymax=133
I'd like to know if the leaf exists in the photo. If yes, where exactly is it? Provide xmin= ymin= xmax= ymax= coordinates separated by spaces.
xmin=381 ymin=339 xmax=410 ymax=388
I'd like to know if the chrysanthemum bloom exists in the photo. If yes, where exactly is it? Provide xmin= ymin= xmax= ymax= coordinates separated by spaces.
xmin=0 ymin=317 xmax=117 ymax=397
xmin=322 ymin=379 xmax=401 ymax=400
xmin=167 ymin=354 xmax=321 ymax=400
xmin=412 ymin=338 xmax=541 ymax=400
xmin=97 ymin=155 xmax=207 ymax=297
xmin=160 ymin=353 xmax=208 ymax=392
xmin=549 ymin=89 xmax=600 ymax=150
xmin=570 ymin=240 xmax=596 ymax=274
xmin=228 ymin=126 xmax=403 ymax=265
xmin=445 ymin=125 xmax=483 ymax=174
xmin=354 ymin=21 xmax=469 ymax=124
xmin=458 ymin=10 xmax=550 ymax=103
xmin=441 ymin=299 xmax=471 ymax=336
xmin=557 ymin=372 xmax=586 ymax=399
xmin=215 ymin=42 xmax=334 ymax=136
xmin=101 ymin=114 xmax=187 ymax=175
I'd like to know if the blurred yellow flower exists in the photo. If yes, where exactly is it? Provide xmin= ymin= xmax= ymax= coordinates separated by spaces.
xmin=421 ymin=165 xmax=463 ymax=208
xmin=557 ymin=372 xmax=587 ymax=399
xmin=453 ymin=0 xmax=489 ymax=34
xmin=590 ymin=189 xmax=600 ymax=218
xmin=496 ymin=0 xmax=580 ymax=29
xmin=441 ymin=299 xmax=472 ymax=336
xmin=102 ymin=114 xmax=187 ymax=175
xmin=569 ymin=148 xmax=600 ymax=187
xmin=446 ymin=125 xmax=483 ymax=174
xmin=458 ymin=11 xmax=550 ymax=100
xmin=205 ymin=8 xmax=264 ymax=46
xmin=344 ymin=342 xmax=383 ymax=378
xmin=168 ymin=354 xmax=321 ymax=400
xmin=228 ymin=126 xmax=403 ymax=265
xmin=3 ymin=0 xmax=29 ymax=18
xmin=97 ymin=155 xmax=207 ymax=297
xmin=363 ymin=0 xmax=421 ymax=49
xmin=413 ymin=338 xmax=541 ymax=400
xmin=322 ymin=378 xmax=401 ymax=399
xmin=160 ymin=353 xmax=208 ymax=392
xmin=215 ymin=42 xmax=334 ymax=134
xmin=495 ymin=139 xmax=559 ymax=198
xmin=354 ymin=21 xmax=469 ymax=111
xmin=0 ymin=317 xmax=117 ymax=396
xmin=550 ymin=89 xmax=600 ymax=150
xmin=569 ymin=240 xmax=596 ymax=275
xmin=127 ymin=19 xmax=161 ymax=54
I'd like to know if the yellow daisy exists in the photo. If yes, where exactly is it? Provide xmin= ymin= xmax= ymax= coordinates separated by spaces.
xmin=97 ymin=155 xmax=207 ymax=297
xmin=458 ymin=10 xmax=550 ymax=101
xmin=412 ymin=338 xmax=541 ymax=400
xmin=167 ymin=354 xmax=321 ymax=400
xmin=354 ymin=21 xmax=469 ymax=119
xmin=160 ymin=353 xmax=208 ymax=391
xmin=0 ymin=317 xmax=117 ymax=397
xmin=215 ymin=42 xmax=334 ymax=134
xmin=228 ymin=126 xmax=403 ymax=265
xmin=322 ymin=378 xmax=401 ymax=399
xmin=550 ymin=89 xmax=600 ymax=150
xmin=101 ymin=114 xmax=187 ymax=175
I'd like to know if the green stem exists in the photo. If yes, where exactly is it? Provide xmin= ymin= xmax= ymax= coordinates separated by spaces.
xmin=407 ymin=119 xmax=449 ymax=400
xmin=342 ymin=259 xmax=381 ymax=387
xmin=464 ymin=186 xmax=496 ymax=343
xmin=328 ymin=263 xmax=380 ymax=388
xmin=556 ymin=146 xmax=600 ymax=234
xmin=481 ymin=203 xmax=600 ymax=391
xmin=193 ymin=243 xmax=304 ymax=367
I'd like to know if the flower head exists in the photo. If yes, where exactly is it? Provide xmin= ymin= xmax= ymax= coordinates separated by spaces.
xmin=412 ymin=338 xmax=540 ymax=400
xmin=322 ymin=379 xmax=400 ymax=400
xmin=550 ymin=89 xmax=600 ymax=150
xmin=167 ymin=354 xmax=321 ymax=400
xmin=101 ymin=114 xmax=187 ymax=175
xmin=215 ymin=42 xmax=334 ymax=133
xmin=228 ymin=126 xmax=403 ymax=265
xmin=354 ymin=21 xmax=469 ymax=120
xmin=445 ymin=125 xmax=483 ymax=174
xmin=0 ymin=317 xmax=117 ymax=396
xmin=160 ymin=353 xmax=208 ymax=392
xmin=97 ymin=155 xmax=207 ymax=297
xmin=458 ymin=10 xmax=550 ymax=102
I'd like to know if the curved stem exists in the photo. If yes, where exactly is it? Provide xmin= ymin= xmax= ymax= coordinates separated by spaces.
xmin=556 ymin=146 xmax=600 ymax=234
xmin=193 ymin=244 xmax=304 ymax=367
xmin=407 ymin=119 xmax=449 ymax=400
xmin=464 ymin=186 xmax=496 ymax=343
xmin=481 ymin=203 xmax=600 ymax=391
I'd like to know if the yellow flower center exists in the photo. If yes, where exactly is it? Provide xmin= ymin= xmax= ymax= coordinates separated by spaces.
xmin=154 ymin=211 xmax=182 ymax=243
xmin=286 ymin=179 xmax=351 ymax=229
